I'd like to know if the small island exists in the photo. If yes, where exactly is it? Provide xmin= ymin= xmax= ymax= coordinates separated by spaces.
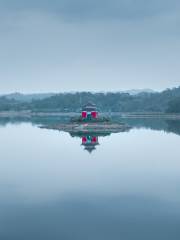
xmin=40 ymin=102 xmax=131 ymax=134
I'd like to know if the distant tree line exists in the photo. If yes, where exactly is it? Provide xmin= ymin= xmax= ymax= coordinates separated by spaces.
xmin=166 ymin=97 xmax=180 ymax=113
xmin=0 ymin=87 xmax=180 ymax=113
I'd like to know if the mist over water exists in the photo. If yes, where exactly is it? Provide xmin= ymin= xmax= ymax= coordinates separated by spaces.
xmin=0 ymin=118 xmax=180 ymax=240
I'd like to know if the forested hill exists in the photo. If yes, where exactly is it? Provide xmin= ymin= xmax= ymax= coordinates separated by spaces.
xmin=0 ymin=87 xmax=180 ymax=113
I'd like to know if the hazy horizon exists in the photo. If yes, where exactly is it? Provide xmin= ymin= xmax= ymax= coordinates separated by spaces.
xmin=2 ymin=86 xmax=180 ymax=95
xmin=0 ymin=0 xmax=179 ymax=93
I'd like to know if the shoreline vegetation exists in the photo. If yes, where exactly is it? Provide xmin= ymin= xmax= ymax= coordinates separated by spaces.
xmin=0 ymin=87 xmax=180 ymax=115
xmin=0 ymin=111 xmax=180 ymax=119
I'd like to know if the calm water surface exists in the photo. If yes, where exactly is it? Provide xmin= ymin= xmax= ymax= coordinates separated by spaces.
xmin=0 ymin=118 xmax=180 ymax=240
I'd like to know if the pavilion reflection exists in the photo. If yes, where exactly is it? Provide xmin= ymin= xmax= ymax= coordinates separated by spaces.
xmin=81 ymin=135 xmax=99 ymax=153
xmin=69 ymin=132 xmax=111 ymax=153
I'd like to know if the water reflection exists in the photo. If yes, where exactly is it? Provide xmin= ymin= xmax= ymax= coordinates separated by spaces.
xmin=166 ymin=120 xmax=180 ymax=135
xmin=1 ymin=116 xmax=180 ymax=136
xmin=70 ymin=132 xmax=111 ymax=153
xmin=81 ymin=135 xmax=99 ymax=153
xmin=0 ymin=118 xmax=180 ymax=239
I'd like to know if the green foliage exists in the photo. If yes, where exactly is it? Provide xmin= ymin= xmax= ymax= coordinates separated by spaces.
xmin=1 ymin=86 xmax=180 ymax=113
xmin=0 ymin=97 xmax=29 ymax=111
xmin=166 ymin=97 xmax=180 ymax=113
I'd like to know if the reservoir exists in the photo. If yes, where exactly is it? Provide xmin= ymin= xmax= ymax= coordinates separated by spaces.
xmin=0 ymin=117 xmax=180 ymax=240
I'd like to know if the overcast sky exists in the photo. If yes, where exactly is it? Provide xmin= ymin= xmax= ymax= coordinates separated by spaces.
xmin=0 ymin=0 xmax=179 ymax=93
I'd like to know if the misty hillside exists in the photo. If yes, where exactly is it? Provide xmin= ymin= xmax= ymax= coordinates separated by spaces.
xmin=0 ymin=87 xmax=180 ymax=113
xmin=2 ymin=93 xmax=55 ymax=102
xmin=120 ymin=89 xmax=156 ymax=95
xmin=2 ymin=89 xmax=155 ymax=101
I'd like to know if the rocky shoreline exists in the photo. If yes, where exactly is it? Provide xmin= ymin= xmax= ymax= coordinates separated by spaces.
xmin=40 ymin=122 xmax=131 ymax=134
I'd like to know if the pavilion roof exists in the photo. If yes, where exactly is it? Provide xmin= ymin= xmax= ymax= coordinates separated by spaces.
xmin=82 ymin=102 xmax=97 ymax=111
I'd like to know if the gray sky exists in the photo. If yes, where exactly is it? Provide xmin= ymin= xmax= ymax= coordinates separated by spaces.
xmin=0 ymin=0 xmax=179 ymax=93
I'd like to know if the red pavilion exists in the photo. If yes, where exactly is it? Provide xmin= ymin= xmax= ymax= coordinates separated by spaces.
xmin=81 ymin=102 xmax=98 ymax=120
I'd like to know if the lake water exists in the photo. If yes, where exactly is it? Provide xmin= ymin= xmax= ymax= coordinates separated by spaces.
xmin=0 ymin=117 xmax=180 ymax=240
